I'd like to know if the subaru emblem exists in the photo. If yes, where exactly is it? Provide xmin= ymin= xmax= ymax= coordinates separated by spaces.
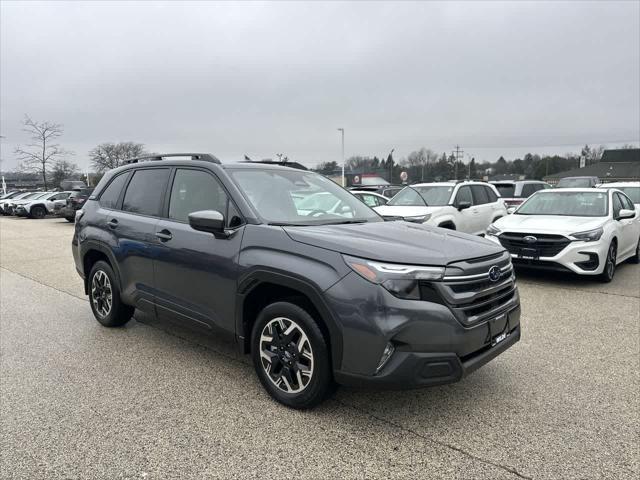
xmin=488 ymin=266 xmax=501 ymax=282
xmin=523 ymin=235 xmax=537 ymax=244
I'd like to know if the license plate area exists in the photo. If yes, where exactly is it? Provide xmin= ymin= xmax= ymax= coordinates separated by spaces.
xmin=488 ymin=313 xmax=510 ymax=346
xmin=519 ymin=247 xmax=539 ymax=260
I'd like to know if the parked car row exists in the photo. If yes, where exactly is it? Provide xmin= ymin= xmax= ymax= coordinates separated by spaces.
xmin=0 ymin=189 xmax=91 ymax=219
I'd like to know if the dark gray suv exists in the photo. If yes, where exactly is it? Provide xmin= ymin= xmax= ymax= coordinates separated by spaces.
xmin=73 ymin=153 xmax=521 ymax=408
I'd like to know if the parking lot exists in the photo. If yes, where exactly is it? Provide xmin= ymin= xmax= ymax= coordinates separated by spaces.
xmin=0 ymin=216 xmax=638 ymax=479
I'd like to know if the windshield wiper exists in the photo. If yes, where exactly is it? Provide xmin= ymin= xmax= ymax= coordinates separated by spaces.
xmin=323 ymin=219 xmax=369 ymax=225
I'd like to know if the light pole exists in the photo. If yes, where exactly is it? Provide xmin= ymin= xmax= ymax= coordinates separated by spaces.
xmin=337 ymin=128 xmax=345 ymax=186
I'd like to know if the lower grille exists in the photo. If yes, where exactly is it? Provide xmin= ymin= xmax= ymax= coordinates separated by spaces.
xmin=498 ymin=232 xmax=570 ymax=257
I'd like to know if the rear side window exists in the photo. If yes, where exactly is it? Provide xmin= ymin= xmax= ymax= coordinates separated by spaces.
xmin=122 ymin=169 xmax=170 ymax=217
xmin=99 ymin=173 xmax=130 ymax=210
xmin=485 ymin=186 xmax=498 ymax=202
xmin=521 ymin=184 xmax=537 ymax=197
xmin=494 ymin=184 xmax=515 ymax=198
xmin=470 ymin=185 xmax=489 ymax=205
xmin=168 ymin=169 xmax=228 ymax=223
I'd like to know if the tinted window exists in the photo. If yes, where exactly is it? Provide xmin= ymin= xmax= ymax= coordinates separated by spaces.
xmin=456 ymin=186 xmax=473 ymax=205
xmin=99 ymin=173 xmax=130 ymax=210
xmin=485 ymin=186 xmax=498 ymax=203
xmin=122 ymin=169 xmax=169 ymax=216
xmin=613 ymin=193 xmax=624 ymax=218
xmin=168 ymin=169 xmax=228 ymax=223
xmin=493 ymin=184 xmax=515 ymax=198
xmin=521 ymin=184 xmax=537 ymax=197
xmin=471 ymin=185 xmax=489 ymax=205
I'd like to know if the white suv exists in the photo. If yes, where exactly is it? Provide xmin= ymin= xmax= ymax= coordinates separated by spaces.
xmin=373 ymin=181 xmax=507 ymax=235
xmin=486 ymin=188 xmax=640 ymax=282
xmin=15 ymin=191 xmax=72 ymax=219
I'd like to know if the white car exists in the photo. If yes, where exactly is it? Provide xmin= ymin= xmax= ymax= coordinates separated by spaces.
xmin=373 ymin=182 xmax=507 ymax=235
xmin=486 ymin=188 xmax=640 ymax=282
xmin=2 ymin=191 xmax=48 ymax=215
xmin=16 ymin=191 xmax=72 ymax=218
xmin=599 ymin=182 xmax=640 ymax=207
xmin=350 ymin=190 xmax=389 ymax=207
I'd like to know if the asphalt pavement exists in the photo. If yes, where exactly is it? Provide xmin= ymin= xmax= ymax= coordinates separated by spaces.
xmin=1 ymin=216 xmax=638 ymax=479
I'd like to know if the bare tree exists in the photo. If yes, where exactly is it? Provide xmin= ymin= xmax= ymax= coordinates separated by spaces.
xmin=89 ymin=142 xmax=146 ymax=173
xmin=50 ymin=159 xmax=80 ymax=189
xmin=14 ymin=115 xmax=70 ymax=190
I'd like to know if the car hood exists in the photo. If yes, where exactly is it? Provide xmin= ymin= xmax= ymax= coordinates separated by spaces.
xmin=494 ymin=214 xmax=606 ymax=234
xmin=283 ymin=221 xmax=503 ymax=266
xmin=373 ymin=205 xmax=446 ymax=218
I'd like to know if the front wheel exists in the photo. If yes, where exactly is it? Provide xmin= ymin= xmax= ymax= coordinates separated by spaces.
xmin=599 ymin=242 xmax=617 ymax=283
xmin=30 ymin=206 xmax=46 ymax=219
xmin=251 ymin=302 xmax=334 ymax=409
xmin=630 ymin=238 xmax=640 ymax=264
xmin=88 ymin=261 xmax=134 ymax=327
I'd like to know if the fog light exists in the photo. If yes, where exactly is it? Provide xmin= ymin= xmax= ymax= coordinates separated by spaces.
xmin=376 ymin=342 xmax=395 ymax=374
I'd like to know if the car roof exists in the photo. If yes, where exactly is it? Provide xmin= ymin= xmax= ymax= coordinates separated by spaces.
xmin=601 ymin=182 xmax=640 ymax=187
xmin=539 ymin=188 xmax=610 ymax=193
xmin=491 ymin=180 xmax=546 ymax=184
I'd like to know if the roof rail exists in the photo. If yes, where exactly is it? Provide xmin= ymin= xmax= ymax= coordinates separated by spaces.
xmin=123 ymin=153 xmax=221 ymax=165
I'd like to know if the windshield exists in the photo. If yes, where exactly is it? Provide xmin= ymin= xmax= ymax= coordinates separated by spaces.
xmin=388 ymin=185 xmax=453 ymax=206
xmin=517 ymin=192 xmax=608 ymax=217
xmin=229 ymin=168 xmax=382 ymax=225
xmin=360 ymin=176 xmax=389 ymax=186
xmin=557 ymin=178 xmax=594 ymax=188
xmin=617 ymin=187 xmax=640 ymax=204
xmin=493 ymin=184 xmax=516 ymax=198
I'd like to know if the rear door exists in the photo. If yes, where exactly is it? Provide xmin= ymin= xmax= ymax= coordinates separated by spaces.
xmin=470 ymin=185 xmax=492 ymax=233
xmin=102 ymin=168 xmax=170 ymax=312
xmin=153 ymin=168 xmax=245 ymax=333
xmin=615 ymin=192 xmax=638 ymax=257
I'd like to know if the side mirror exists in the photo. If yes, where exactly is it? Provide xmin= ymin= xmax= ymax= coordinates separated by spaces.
xmin=457 ymin=201 xmax=472 ymax=211
xmin=618 ymin=209 xmax=636 ymax=220
xmin=188 ymin=210 xmax=226 ymax=236
xmin=507 ymin=207 xmax=516 ymax=214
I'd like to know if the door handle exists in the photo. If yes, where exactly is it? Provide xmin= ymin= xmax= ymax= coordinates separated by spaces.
xmin=156 ymin=229 xmax=173 ymax=241
xmin=107 ymin=218 xmax=118 ymax=229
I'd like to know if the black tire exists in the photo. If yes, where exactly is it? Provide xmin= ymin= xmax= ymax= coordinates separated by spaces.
xmin=65 ymin=216 xmax=75 ymax=223
xmin=251 ymin=301 xmax=334 ymax=409
xmin=87 ymin=260 xmax=134 ymax=327
xmin=30 ymin=205 xmax=47 ymax=219
xmin=630 ymin=238 xmax=640 ymax=264
xmin=599 ymin=241 xmax=617 ymax=283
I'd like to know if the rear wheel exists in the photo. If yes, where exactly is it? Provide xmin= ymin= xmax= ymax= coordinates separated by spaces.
xmin=251 ymin=302 xmax=334 ymax=409
xmin=65 ymin=216 xmax=75 ymax=223
xmin=30 ymin=206 xmax=46 ymax=219
xmin=88 ymin=261 xmax=134 ymax=327
xmin=599 ymin=242 xmax=617 ymax=283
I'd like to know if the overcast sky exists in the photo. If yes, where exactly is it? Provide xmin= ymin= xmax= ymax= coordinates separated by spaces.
xmin=1 ymin=0 xmax=639 ymax=171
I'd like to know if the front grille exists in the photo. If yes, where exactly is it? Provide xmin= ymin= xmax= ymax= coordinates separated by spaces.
xmin=425 ymin=252 xmax=518 ymax=325
xmin=498 ymin=232 xmax=570 ymax=257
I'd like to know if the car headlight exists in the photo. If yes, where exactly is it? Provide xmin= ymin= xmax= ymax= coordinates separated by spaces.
xmin=403 ymin=214 xmax=431 ymax=223
xmin=570 ymin=227 xmax=603 ymax=242
xmin=486 ymin=224 xmax=501 ymax=237
xmin=343 ymin=255 xmax=444 ymax=300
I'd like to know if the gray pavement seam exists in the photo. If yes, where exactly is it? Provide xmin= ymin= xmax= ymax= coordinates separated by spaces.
xmin=0 ymin=266 xmax=87 ymax=301
xmin=334 ymin=398 xmax=534 ymax=480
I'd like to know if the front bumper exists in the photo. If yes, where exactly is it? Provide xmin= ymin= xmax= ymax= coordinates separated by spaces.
xmin=486 ymin=234 xmax=608 ymax=275
xmin=323 ymin=271 xmax=521 ymax=389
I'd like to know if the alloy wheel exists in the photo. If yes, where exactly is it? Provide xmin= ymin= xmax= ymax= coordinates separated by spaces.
xmin=259 ymin=317 xmax=314 ymax=394
xmin=91 ymin=270 xmax=113 ymax=318
xmin=606 ymin=244 xmax=616 ymax=278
